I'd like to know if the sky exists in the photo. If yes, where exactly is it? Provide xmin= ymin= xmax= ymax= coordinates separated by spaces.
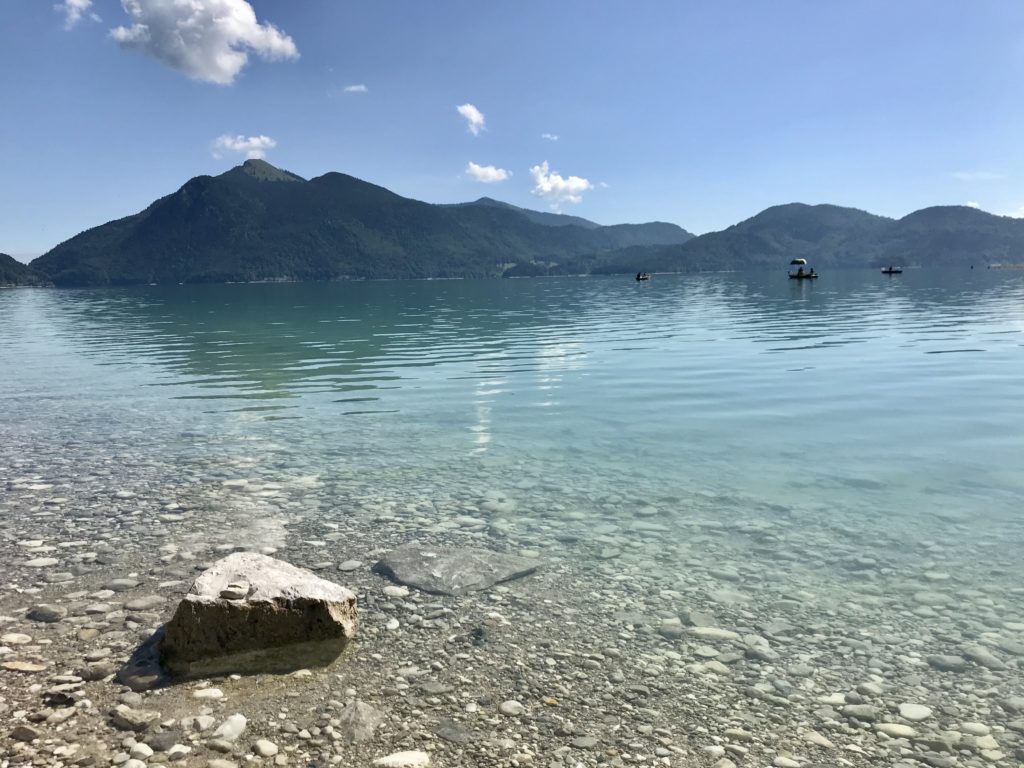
xmin=3 ymin=0 xmax=1024 ymax=260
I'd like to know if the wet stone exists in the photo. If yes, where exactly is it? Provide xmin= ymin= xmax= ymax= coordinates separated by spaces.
xmin=432 ymin=718 xmax=476 ymax=744
xmin=374 ymin=543 xmax=540 ymax=596
xmin=927 ymin=655 xmax=969 ymax=672
xmin=105 ymin=578 xmax=141 ymax=592
xmin=11 ymin=724 xmax=42 ymax=742
xmin=27 ymin=604 xmax=67 ymax=622
xmin=146 ymin=730 xmax=183 ymax=752
xmin=124 ymin=595 xmax=165 ymax=611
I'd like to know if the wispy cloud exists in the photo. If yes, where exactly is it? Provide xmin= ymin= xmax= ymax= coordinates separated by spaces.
xmin=951 ymin=170 xmax=1003 ymax=182
xmin=212 ymin=134 xmax=277 ymax=160
xmin=56 ymin=0 xmax=99 ymax=29
xmin=465 ymin=162 xmax=510 ymax=183
xmin=456 ymin=103 xmax=485 ymax=136
xmin=529 ymin=161 xmax=592 ymax=208
xmin=111 ymin=0 xmax=298 ymax=85
xmin=965 ymin=201 xmax=980 ymax=209
xmin=343 ymin=84 xmax=368 ymax=93
xmin=541 ymin=132 xmax=559 ymax=142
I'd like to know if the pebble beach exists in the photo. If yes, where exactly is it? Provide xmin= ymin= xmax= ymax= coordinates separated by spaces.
xmin=3 ymin=439 xmax=1024 ymax=768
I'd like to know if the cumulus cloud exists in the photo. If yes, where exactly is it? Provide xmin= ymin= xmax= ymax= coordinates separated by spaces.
xmin=111 ymin=0 xmax=298 ymax=85
xmin=212 ymin=134 xmax=276 ymax=160
xmin=952 ymin=170 xmax=1002 ymax=182
xmin=541 ymin=133 xmax=559 ymax=141
xmin=529 ymin=161 xmax=592 ymax=207
xmin=456 ymin=103 xmax=485 ymax=136
xmin=57 ymin=0 xmax=99 ymax=29
xmin=465 ymin=162 xmax=510 ymax=183
xmin=343 ymin=84 xmax=368 ymax=93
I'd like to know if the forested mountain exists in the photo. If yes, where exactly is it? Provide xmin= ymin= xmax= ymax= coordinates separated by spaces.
xmin=0 ymin=253 xmax=47 ymax=286
xmin=591 ymin=203 xmax=1024 ymax=274
xmin=31 ymin=160 xmax=693 ymax=286
xmin=26 ymin=164 xmax=1024 ymax=287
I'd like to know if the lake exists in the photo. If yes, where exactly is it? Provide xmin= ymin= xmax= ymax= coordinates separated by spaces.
xmin=4 ymin=269 xmax=1023 ymax=529
xmin=2 ymin=268 xmax=1024 ymax=763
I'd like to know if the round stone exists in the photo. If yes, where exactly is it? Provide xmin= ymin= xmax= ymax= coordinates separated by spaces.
xmin=960 ymin=722 xmax=991 ymax=736
xmin=254 ymin=739 xmax=278 ymax=757
xmin=130 ymin=744 xmax=154 ymax=760
xmin=27 ymin=605 xmax=67 ymax=623
xmin=499 ymin=700 xmax=524 ymax=716
xmin=193 ymin=687 xmax=224 ymax=700
xmin=898 ymin=703 xmax=933 ymax=722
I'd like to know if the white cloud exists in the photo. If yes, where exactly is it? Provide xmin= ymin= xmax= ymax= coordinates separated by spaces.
xmin=952 ymin=170 xmax=1003 ymax=182
xmin=343 ymin=84 xmax=368 ymax=93
xmin=465 ymin=162 xmax=510 ymax=183
xmin=965 ymin=201 xmax=980 ymax=209
xmin=529 ymin=161 xmax=592 ymax=207
xmin=541 ymin=133 xmax=559 ymax=142
xmin=57 ymin=0 xmax=99 ymax=29
xmin=111 ymin=0 xmax=298 ymax=85
xmin=456 ymin=103 xmax=485 ymax=136
xmin=212 ymin=134 xmax=277 ymax=160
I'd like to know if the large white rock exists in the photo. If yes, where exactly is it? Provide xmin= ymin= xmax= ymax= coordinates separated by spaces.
xmin=158 ymin=553 xmax=357 ymax=678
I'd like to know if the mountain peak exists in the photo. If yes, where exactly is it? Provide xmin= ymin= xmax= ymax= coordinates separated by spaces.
xmin=234 ymin=158 xmax=305 ymax=183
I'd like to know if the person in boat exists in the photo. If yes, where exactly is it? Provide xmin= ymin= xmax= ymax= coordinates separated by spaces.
xmin=809 ymin=268 xmax=816 ymax=276
xmin=796 ymin=266 xmax=804 ymax=276
xmin=637 ymin=272 xmax=642 ymax=280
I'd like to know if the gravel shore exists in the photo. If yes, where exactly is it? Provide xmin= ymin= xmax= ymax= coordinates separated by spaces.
xmin=3 ymin=446 xmax=1024 ymax=768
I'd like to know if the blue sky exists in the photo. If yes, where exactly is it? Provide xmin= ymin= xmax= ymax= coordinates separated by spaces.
xmin=3 ymin=0 xmax=1024 ymax=259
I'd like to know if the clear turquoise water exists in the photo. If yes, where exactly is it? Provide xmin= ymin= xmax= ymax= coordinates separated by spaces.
xmin=2 ymin=269 xmax=1023 ymax=533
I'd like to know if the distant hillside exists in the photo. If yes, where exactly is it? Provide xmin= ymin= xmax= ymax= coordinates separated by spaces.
xmin=594 ymin=203 xmax=1024 ymax=274
xmin=31 ymin=160 xmax=694 ymax=286
xmin=674 ymin=203 xmax=895 ymax=270
xmin=450 ymin=197 xmax=603 ymax=229
xmin=876 ymin=206 xmax=1024 ymax=267
xmin=0 ymin=253 xmax=47 ymax=286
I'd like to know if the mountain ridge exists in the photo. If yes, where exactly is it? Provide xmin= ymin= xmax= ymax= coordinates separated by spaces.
xmin=30 ymin=161 xmax=694 ymax=286
xmin=19 ymin=161 xmax=1024 ymax=286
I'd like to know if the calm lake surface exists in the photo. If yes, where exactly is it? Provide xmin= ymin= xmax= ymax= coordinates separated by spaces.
xmin=3 ymin=268 xmax=1023 ymax=536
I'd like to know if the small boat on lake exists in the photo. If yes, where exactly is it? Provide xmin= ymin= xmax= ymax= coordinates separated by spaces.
xmin=881 ymin=266 xmax=903 ymax=275
xmin=788 ymin=258 xmax=818 ymax=279
xmin=635 ymin=272 xmax=651 ymax=281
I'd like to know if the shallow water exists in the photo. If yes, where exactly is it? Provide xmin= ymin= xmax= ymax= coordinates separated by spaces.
xmin=3 ymin=269 xmax=1023 ymax=536
xmin=4 ymin=269 xmax=1024 ymax=765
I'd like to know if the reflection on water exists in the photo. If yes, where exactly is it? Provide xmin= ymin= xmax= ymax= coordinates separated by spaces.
xmin=2 ymin=269 xmax=1023 ymax=530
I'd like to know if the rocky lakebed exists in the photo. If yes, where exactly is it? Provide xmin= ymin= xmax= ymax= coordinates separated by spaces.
xmin=2 ymin=446 xmax=1024 ymax=768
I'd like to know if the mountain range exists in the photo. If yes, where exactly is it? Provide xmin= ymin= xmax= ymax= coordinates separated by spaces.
xmin=9 ymin=160 xmax=1024 ymax=287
